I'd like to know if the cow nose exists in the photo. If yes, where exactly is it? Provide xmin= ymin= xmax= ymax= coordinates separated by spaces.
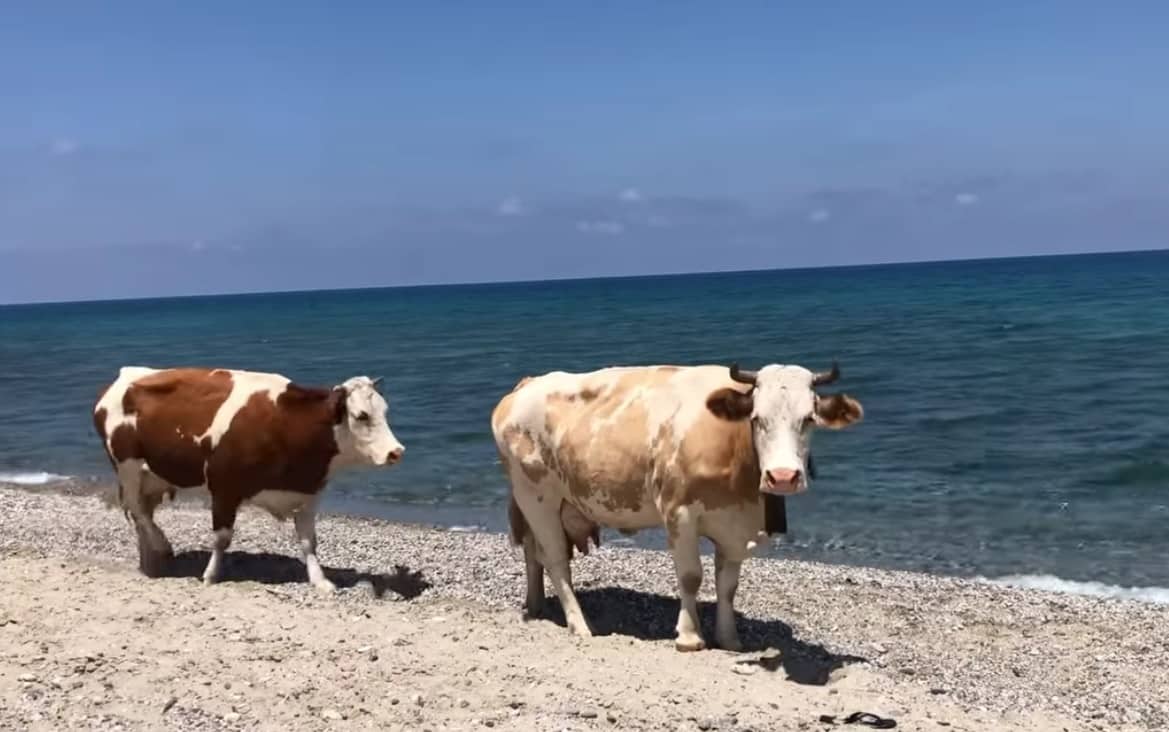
xmin=765 ymin=468 xmax=801 ymax=488
xmin=386 ymin=446 xmax=405 ymax=464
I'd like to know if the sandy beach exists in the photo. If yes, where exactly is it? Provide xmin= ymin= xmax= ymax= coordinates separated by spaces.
xmin=1 ymin=485 xmax=1165 ymax=731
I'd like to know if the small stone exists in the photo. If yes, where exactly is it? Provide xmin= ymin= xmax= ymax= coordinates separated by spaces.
xmin=607 ymin=712 xmax=618 ymax=723
xmin=322 ymin=709 xmax=344 ymax=721
xmin=731 ymin=663 xmax=758 ymax=676
xmin=579 ymin=710 xmax=598 ymax=719
xmin=484 ymin=721 xmax=495 ymax=728
xmin=930 ymin=688 xmax=948 ymax=695
xmin=697 ymin=719 xmax=716 ymax=731
xmin=390 ymin=698 xmax=400 ymax=705
xmin=161 ymin=696 xmax=178 ymax=715
xmin=18 ymin=673 xmax=37 ymax=683
xmin=224 ymin=712 xmax=241 ymax=722
xmin=413 ymin=693 xmax=425 ymax=707
xmin=508 ymin=700 xmax=524 ymax=709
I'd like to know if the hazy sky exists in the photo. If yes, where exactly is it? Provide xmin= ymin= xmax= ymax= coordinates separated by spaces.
xmin=2 ymin=2 xmax=1167 ymax=303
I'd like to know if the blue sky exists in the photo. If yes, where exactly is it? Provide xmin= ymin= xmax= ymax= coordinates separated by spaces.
xmin=2 ymin=1 xmax=1167 ymax=303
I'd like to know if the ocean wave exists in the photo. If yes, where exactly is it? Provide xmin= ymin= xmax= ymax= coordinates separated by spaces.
xmin=0 ymin=471 xmax=72 ymax=486
xmin=984 ymin=574 xmax=1169 ymax=604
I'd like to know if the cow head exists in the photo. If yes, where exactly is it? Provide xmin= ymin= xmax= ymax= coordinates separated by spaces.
xmin=332 ymin=376 xmax=405 ymax=467
xmin=705 ymin=362 xmax=862 ymax=495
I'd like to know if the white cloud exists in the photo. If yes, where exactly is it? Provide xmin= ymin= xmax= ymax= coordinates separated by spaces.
xmin=496 ymin=196 xmax=527 ymax=216
xmin=619 ymin=187 xmax=643 ymax=203
xmin=576 ymin=220 xmax=625 ymax=236
xmin=49 ymin=138 xmax=79 ymax=156
xmin=954 ymin=192 xmax=979 ymax=206
xmin=808 ymin=208 xmax=831 ymax=223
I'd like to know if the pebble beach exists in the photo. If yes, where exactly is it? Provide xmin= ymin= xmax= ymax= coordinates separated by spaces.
xmin=1 ymin=484 xmax=1166 ymax=731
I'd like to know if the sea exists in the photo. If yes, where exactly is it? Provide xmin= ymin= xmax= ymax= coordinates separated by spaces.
xmin=2 ymin=250 xmax=1167 ymax=602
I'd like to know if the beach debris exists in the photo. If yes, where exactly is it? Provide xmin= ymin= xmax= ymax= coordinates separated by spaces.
xmin=817 ymin=711 xmax=897 ymax=728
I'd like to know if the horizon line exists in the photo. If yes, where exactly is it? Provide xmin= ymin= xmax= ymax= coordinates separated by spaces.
xmin=2 ymin=246 xmax=1166 ymax=308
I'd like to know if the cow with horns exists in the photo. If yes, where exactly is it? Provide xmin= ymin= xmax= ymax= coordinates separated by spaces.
xmin=491 ymin=361 xmax=863 ymax=651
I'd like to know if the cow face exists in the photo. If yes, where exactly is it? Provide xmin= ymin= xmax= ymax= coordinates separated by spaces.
xmin=333 ymin=376 xmax=405 ymax=467
xmin=706 ymin=363 xmax=862 ymax=495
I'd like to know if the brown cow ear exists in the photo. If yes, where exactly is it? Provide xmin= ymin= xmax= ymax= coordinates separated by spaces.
xmin=706 ymin=388 xmax=754 ymax=421
xmin=331 ymin=387 xmax=348 ymax=425
xmin=815 ymin=394 xmax=863 ymax=429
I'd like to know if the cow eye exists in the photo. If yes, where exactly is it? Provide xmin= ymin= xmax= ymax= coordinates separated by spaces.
xmin=356 ymin=412 xmax=370 ymax=422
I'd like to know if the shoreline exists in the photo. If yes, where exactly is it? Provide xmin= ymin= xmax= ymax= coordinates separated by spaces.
xmin=2 ymin=486 xmax=1167 ymax=730
xmin=5 ymin=475 xmax=1169 ymax=605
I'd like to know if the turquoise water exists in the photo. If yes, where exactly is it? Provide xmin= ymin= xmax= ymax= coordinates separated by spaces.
xmin=2 ymin=251 xmax=1167 ymax=591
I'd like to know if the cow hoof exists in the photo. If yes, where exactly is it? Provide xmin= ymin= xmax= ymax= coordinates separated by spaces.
xmin=717 ymin=636 xmax=744 ymax=653
xmin=313 ymin=580 xmax=337 ymax=594
xmin=675 ymin=636 xmax=707 ymax=653
xmin=201 ymin=574 xmax=221 ymax=586
xmin=138 ymin=552 xmax=172 ymax=578
xmin=568 ymin=623 xmax=595 ymax=639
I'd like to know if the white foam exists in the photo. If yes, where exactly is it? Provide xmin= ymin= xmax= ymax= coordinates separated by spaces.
xmin=985 ymin=574 xmax=1169 ymax=605
xmin=448 ymin=525 xmax=484 ymax=533
xmin=0 ymin=471 xmax=71 ymax=486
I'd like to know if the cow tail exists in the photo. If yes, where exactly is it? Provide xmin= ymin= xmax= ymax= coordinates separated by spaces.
xmin=507 ymin=494 xmax=528 ymax=546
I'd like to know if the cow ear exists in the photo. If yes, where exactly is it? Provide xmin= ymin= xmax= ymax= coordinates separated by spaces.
xmin=706 ymin=388 xmax=754 ymax=421
xmin=332 ymin=386 xmax=348 ymax=424
xmin=814 ymin=394 xmax=863 ymax=429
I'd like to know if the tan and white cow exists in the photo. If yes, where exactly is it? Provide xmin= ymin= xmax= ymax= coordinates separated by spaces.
xmin=491 ymin=362 xmax=863 ymax=651
xmin=93 ymin=366 xmax=404 ymax=590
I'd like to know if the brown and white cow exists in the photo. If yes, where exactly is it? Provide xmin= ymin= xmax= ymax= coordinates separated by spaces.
xmin=93 ymin=366 xmax=404 ymax=591
xmin=491 ymin=362 xmax=862 ymax=651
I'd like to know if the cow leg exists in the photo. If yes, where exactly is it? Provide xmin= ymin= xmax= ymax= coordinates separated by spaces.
xmin=293 ymin=500 xmax=336 ymax=593
xmin=668 ymin=512 xmax=706 ymax=652
xmin=522 ymin=531 xmax=545 ymax=616
xmin=514 ymin=491 xmax=592 ymax=637
xmin=202 ymin=494 xmax=239 ymax=585
xmin=118 ymin=462 xmax=172 ymax=578
xmin=713 ymin=547 xmax=743 ymax=652
xmin=139 ymin=473 xmax=175 ymax=557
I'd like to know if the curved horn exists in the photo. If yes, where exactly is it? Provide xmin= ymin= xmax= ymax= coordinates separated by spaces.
xmin=729 ymin=363 xmax=758 ymax=385
xmin=371 ymin=376 xmax=384 ymax=389
xmin=812 ymin=361 xmax=840 ymax=387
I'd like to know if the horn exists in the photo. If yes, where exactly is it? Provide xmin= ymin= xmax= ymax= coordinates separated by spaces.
xmin=729 ymin=363 xmax=758 ymax=385
xmin=371 ymin=376 xmax=384 ymax=389
xmin=812 ymin=361 xmax=840 ymax=387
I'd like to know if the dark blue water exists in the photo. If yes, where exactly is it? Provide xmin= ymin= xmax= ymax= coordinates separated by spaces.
xmin=2 ymin=251 xmax=1168 ymax=591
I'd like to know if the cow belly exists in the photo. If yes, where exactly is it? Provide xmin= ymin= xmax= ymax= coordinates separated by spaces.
xmin=561 ymin=486 xmax=662 ymax=532
xmin=246 ymin=490 xmax=316 ymax=521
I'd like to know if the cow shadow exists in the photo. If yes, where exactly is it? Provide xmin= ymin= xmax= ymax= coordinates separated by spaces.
xmin=535 ymin=586 xmax=867 ymax=686
xmin=163 ymin=550 xmax=431 ymax=600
